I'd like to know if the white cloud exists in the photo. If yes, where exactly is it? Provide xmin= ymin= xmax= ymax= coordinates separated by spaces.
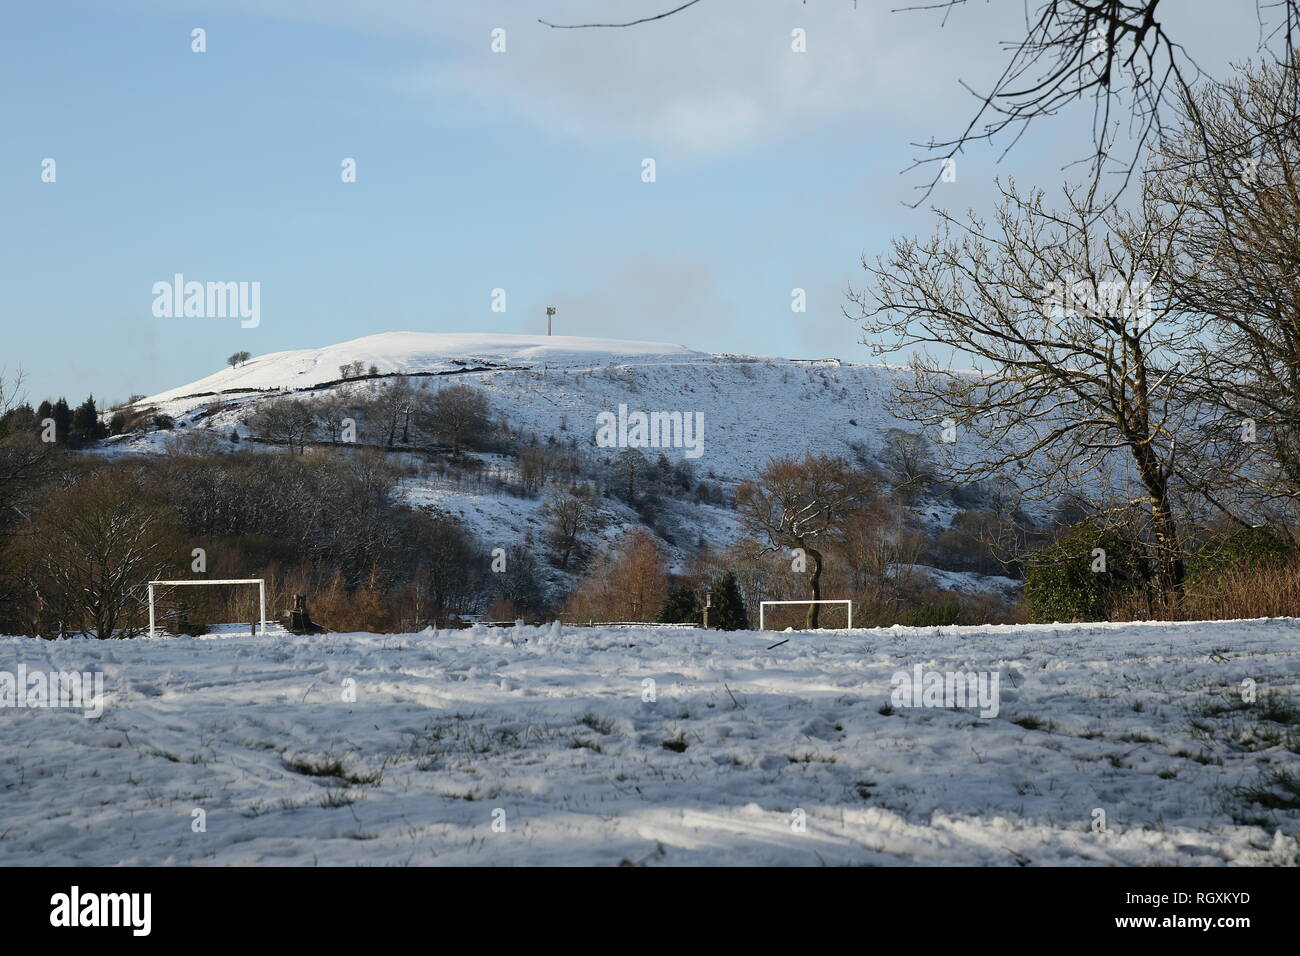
xmin=143 ymin=0 xmax=1269 ymax=163
xmin=154 ymin=0 xmax=986 ymax=156
xmin=420 ymin=1 xmax=898 ymax=155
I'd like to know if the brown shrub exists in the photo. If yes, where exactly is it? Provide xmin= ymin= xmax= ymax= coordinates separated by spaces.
xmin=1111 ymin=559 xmax=1300 ymax=622
xmin=561 ymin=529 xmax=668 ymax=623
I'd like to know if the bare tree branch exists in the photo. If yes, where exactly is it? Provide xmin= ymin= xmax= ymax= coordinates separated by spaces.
xmin=539 ymin=0 xmax=705 ymax=29
xmin=542 ymin=1 xmax=1297 ymax=213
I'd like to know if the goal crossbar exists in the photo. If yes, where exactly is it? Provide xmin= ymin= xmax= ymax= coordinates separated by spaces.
xmin=148 ymin=579 xmax=266 ymax=638
xmin=759 ymin=600 xmax=853 ymax=631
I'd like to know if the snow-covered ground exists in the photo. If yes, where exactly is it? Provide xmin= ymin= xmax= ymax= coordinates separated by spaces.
xmin=2 ymin=619 xmax=1297 ymax=866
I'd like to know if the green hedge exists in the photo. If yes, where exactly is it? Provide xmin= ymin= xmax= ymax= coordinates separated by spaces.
xmin=1025 ymin=521 xmax=1148 ymax=623
xmin=1187 ymin=527 xmax=1296 ymax=584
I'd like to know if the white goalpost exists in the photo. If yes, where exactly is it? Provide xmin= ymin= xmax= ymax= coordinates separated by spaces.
xmin=148 ymin=579 xmax=267 ymax=638
xmin=758 ymin=600 xmax=853 ymax=631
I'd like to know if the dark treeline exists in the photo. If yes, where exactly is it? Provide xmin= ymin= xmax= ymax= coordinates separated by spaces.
xmin=0 ymin=446 xmax=490 ymax=638
xmin=0 ymin=394 xmax=110 ymax=445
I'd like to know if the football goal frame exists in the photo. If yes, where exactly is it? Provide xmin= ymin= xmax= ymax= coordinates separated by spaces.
xmin=758 ymin=600 xmax=853 ymax=631
xmin=148 ymin=579 xmax=267 ymax=638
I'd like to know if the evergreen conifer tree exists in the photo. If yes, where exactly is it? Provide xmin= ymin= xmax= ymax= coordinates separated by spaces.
xmin=657 ymin=584 xmax=699 ymax=624
xmin=708 ymin=571 xmax=748 ymax=630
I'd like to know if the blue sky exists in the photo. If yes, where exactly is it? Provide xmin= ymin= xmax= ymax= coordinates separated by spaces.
xmin=0 ymin=0 xmax=1262 ymax=404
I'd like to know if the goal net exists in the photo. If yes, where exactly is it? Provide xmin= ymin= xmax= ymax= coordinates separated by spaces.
xmin=148 ymin=579 xmax=267 ymax=637
xmin=758 ymin=600 xmax=853 ymax=631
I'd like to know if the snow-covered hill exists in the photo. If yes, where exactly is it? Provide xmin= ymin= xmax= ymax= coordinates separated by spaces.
xmin=143 ymin=332 xmax=713 ymax=406
xmin=124 ymin=331 xmax=915 ymax=485
xmin=108 ymin=332 xmax=1013 ymax=597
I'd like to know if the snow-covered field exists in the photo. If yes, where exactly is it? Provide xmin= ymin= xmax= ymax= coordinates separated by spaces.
xmin=3 ymin=619 xmax=1298 ymax=866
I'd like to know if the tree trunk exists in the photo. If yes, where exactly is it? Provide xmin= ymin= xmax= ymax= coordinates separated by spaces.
xmin=1132 ymin=439 xmax=1185 ymax=607
xmin=1150 ymin=493 xmax=1185 ymax=607
xmin=806 ymin=547 xmax=824 ymax=628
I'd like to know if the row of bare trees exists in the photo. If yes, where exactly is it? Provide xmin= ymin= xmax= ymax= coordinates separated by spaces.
xmin=555 ymin=453 xmax=995 ymax=630
xmin=0 ymin=430 xmax=494 ymax=636
xmin=848 ymin=57 xmax=1300 ymax=608
xmin=247 ymin=380 xmax=491 ymax=456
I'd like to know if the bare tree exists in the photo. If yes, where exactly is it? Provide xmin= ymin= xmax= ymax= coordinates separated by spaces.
xmin=403 ymin=506 xmax=486 ymax=621
xmin=427 ymin=383 xmax=490 ymax=456
xmin=879 ymin=427 xmax=936 ymax=502
xmin=316 ymin=393 xmax=352 ymax=445
xmin=0 ymin=369 xmax=57 ymax=538
xmin=840 ymin=499 xmax=928 ymax=595
xmin=735 ymin=453 xmax=873 ymax=628
xmin=370 ymin=377 xmax=414 ymax=447
xmin=543 ymin=484 xmax=599 ymax=569
xmin=518 ymin=445 xmax=557 ymax=496
xmin=248 ymin=399 xmax=317 ymax=454
xmin=490 ymin=544 xmax=547 ymax=618
xmin=0 ymin=369 xmax=22 ymax=417
xmin=1151 ymin=56 xmax=1300 ymax=529
xmin=18 ymin=468 xmax=184 ymax=638
xmin=849 ymin=178 xmax=1211 ymax=602
xmin=611 ymin=447 xmax=646 ymax=502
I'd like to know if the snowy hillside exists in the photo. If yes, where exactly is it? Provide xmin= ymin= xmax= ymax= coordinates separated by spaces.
xmin=106 ymin=331 xmax=1009 ymax=599
xmin=121 ymin=331 xmax=917 ymax=484
xmin=142 ymin=332 xmax=713 ymax=405
xmin=3 ymin=619 xmax=1296 ymax=866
